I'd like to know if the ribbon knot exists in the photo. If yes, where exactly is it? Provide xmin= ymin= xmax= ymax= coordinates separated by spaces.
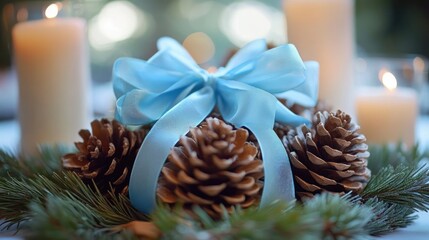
xmin=200 ymin=71 xmax=216 ymax=89
xmin=113 ymin=37 xmax=319 ymax=214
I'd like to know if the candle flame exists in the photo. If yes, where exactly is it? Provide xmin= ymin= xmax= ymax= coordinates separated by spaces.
xmin=45 ymin=3 xmax=62 ymax=19
xmin=381 ymin=71 xmax=397 ymax=91
xmin=413 ymin=57 xmax=425 ymax=72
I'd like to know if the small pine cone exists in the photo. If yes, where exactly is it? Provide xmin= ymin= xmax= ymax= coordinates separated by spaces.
xmin=62 ymin=119 xmax=148 ymax=195
xmin=157 ymin=117 xmax=263 ymax=218
xmin=284 ymin=110 xmax=371 ymax=200
xmin=274 ymin=122 xmax=292 ymax=142
xmin=274 ymin=99 xmax=332 ymax=142
xmin=279 ymin=98 xmax=333 ymax=123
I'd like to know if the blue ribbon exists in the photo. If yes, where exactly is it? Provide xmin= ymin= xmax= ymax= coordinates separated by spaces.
xmin=113 ymin=37 xmax=319 ymax=214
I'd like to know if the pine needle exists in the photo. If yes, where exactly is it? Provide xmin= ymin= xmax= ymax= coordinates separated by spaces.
xmin=361 ymin=164 xmax=429 ymax=211
xmin=304 ymin=193 xmax=372 ymax=239
xmin=0 ymin=171 xmax=148 ymax=232
xmin=27 ymin=195 xmax=139 ymax=240
xmin=364 ymin=198 xmax=416 ymax=236
xmin=153 ymin=193 xmax=373 ymax=240
xmin=0 ymin=145 xmax=68 ymax=178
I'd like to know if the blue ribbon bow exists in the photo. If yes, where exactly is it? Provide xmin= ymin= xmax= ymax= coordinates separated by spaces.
xmin=113 ymin=37 xmax=319 ymax=214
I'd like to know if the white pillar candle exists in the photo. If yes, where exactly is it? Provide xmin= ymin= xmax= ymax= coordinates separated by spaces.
xmin=13 ymin=6 xmax=91 ymax=155
xmin=283 ymin=0 xmax=355 ymax=115
xmin=355 ymin=72 xmax=418 ymax=147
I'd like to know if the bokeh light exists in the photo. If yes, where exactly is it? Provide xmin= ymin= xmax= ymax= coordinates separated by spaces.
xmin=182 ymin=32 xmax=215 ymax=64
xmin=381 ymin=71 xmax=398 ymax=91
xmin=88 ymin=1 xmax=146 ymax=51
xmin=220 ymin=1 xmax=285 ymax=47
xmin=44 ymin=3 xmax=61 ymax=19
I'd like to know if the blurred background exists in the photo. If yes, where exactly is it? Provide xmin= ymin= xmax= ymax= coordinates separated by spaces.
xmin=0 ymin=0 xmax=428 ymax=119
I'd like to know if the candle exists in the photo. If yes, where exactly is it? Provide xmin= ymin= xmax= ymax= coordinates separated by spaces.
xmin=355 ymin=71 xmax=418 ymax=147
xmin=283 ymin=0 xmax=355 ymax=114
xmin=13 ymin=3 xmax=92 ymax=155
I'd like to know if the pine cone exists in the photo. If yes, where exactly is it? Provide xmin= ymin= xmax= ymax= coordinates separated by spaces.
xmin=284 ymin=110 xmax=371 ymax=200
xmin=62 ymin=119 xmax=148 ymax=195
xmin=157 ymin=117 xmax=263 ymax=218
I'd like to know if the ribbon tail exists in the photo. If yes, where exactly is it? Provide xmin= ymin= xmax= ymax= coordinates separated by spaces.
xmin=128 ymin=87 xmax=216 ymax=214
xmin=250 ymin=126 xmax=295 ymax=206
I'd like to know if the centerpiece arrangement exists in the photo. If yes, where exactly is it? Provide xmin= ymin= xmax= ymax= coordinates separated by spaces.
xmin=1 ymin=37 xmax=428 ymax=240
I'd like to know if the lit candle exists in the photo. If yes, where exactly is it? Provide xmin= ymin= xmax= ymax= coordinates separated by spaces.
xmin=283 ymin=0 xmax=355 ymax=114
xmin=355 ymin=71 xmax=418 ymax=147
xmin=13 ymin=3 xmax=92 ymax=155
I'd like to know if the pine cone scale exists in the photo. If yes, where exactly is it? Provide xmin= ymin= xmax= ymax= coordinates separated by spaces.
xmin=198 ymin=184 xmax=227 ymax=196
xmin=309 ymin=171 xmax=337 ymax=186
xmin=217 ymin=170 xmax=246 ymax=182
xmin=306 ymin=152 xmax=328 ymax=166
xmin=162 ymin=167 xmax=180 ymax=185
xmin=327 ymin=161 xmax=351 ymax=171
xmin=193 ymin=168 xmax=211 ymax=181
xmin=246 ymin=183 xmax=263 ymax=195
xmin=290 ymin=154 xmax=307 ymax=170
xmin=104 ymin=159 xmax=117 ymax=175
xmin=340 ymin=181 xmax=363 ymax=191
xmin=177 ymin=170 xmax=199 ymax=184
xmin=235 ymin=176 xmax=255 ymax=190
xmin=295 ymin=176 xmax=321 ymax=191
xmin=320 ymin=169 xmax=354 ymax=179
xmin=333 ymin=138 xmax=351 ymax=149
xmin=113 ymin=168 xmax=128 ymax=185
xmin=221 ymin=194 xmax=245 ymax=204
xmin=212 ymin=155 xmax=234 ymax=169
xmin=321 ymin=146 xmax=343 ymax=158
xmin=187 ymin=191 xmax=214 ymax=205
xmin=157 ymin=186 xmax=176 ymax=203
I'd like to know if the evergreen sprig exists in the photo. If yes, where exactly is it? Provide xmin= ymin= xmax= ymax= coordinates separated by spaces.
xmin=154 ymin=193 xmax=372 ymax=240
xmin=27 ymin=195 xmax=139 ymax=240
xmin=0 ymin=144 xmax=429 ymax=239
xmin=0 ymin=145 xmax=67 ymax=178
xmin=361 ymin=164 xmax=429 ymax=211
xmin=364 ymin=198 xmax=416 ymax=236
xmin=0 ymin=171 xmax=148 ymax=233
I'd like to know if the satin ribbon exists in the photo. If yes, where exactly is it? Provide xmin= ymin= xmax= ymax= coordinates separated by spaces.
xmin=113 ymin=37 xmax=319 ymax=214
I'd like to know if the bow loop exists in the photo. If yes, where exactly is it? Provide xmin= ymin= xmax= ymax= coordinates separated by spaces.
xmin=153 ymin=37 xmax=200 ymax=72
xmin=221 ymin=45 xmax=307 ymax=94
xmin=223 ymin=39 xmax=267 ymax=72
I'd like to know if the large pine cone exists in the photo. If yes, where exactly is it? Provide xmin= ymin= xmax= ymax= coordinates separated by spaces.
xmin=62 ymin=119 xmax=148 ymax=195
xmin=157 ymin=117 xmax=263 ymax=218
xmin=284 ymin=110 xmax=371 ymax=200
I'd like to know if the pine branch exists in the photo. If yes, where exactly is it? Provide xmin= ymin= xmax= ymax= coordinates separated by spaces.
xmin=361 ymin=164 xmax=429 ymax=211
xmin=0 ymin=171 xmax=148 ymax=232
xmin=153 ymin=193 xmax=373 ymax=240
xmin=27 ymin=195 xmax=139 ymax=240
xmin=305 ymin=193 xmax=372 ymax=239
xmin=0 ymin=145 xmax=68 ymax=178
xmin=364 ymin=198 xmax=416 ymax=236
xmin=155 ymin=202 xmax=321 ymax=240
